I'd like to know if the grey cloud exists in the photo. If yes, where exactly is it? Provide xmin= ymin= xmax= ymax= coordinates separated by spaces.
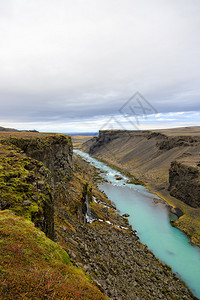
xmin=0 ymin=0 xmax=200 ymax=128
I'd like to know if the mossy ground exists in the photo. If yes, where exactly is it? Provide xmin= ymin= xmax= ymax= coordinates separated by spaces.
xmin=0 ymin=154 xmax=45 ymax=217
xmin=0 ymin=210 xmax=107 ymax=300
xmin=0 ymin=133 xmax=72 ymax=150
xmin=0 ymin=142 xmax=53 ymax=234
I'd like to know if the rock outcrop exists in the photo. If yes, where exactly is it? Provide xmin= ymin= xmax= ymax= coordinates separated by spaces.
xmin=62 ymin=221 xmax=196 ymax=299
xmin=85 ymin=130 xmax=150 ymax=154
xmin=4 ymin=134 xmax=73 ymax=183
xmin=169 ymin=161 xmax=200 ymax=208
xmin=0 ymin=134 xmax=73 ymax=240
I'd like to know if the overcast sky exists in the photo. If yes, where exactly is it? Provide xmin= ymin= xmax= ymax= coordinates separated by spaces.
xmin=0 ymin=0 xmax=200 ymax=132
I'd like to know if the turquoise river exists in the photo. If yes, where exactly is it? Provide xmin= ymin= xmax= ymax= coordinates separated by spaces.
xmin=74 ymin=150 xmax=200 ymax=299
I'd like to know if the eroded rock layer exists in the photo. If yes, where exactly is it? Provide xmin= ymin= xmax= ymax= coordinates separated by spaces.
xmin=169 ymin=161 xmax=200 ymax=208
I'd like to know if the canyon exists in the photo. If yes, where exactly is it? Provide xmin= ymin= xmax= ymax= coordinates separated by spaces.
xmin=82 ymin=127 xmax=200 ymax=246
xmin=0 ymin=131 xmax=198 ymax=299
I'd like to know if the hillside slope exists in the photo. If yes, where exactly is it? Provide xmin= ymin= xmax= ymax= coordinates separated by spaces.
xmin=0 ymin=210 xmax=106 ymax=300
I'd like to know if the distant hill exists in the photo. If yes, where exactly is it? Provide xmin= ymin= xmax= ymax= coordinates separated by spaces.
xmin=0 ymin=126 xmax=38 ymax=133
xmin=0 ymin=126 xmax=19 ymax=132
xmin=64 ymin=132 xmax=98 ymax=136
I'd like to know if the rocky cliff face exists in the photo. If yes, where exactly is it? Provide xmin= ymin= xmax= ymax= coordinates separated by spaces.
xmin=84 ymin=130 xmax=200 ymax=154
xmin=5 ymin=134 xmax=74 ymax=183
xmin=85 ymin=130 xmax=150 ymax=154
xmin=83 ymin=129 xmax=200 ymax=206
xmin=0 ymin=134 xmax=73 ymax=240
xmin=169 ymin=161 xmax=200 ymax=208
xmin=157 ymin=135 xmax=199 ymax=150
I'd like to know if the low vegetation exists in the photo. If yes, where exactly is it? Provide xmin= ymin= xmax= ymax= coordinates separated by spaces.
xmin=0 ymin=210 xmax=106 ymax=300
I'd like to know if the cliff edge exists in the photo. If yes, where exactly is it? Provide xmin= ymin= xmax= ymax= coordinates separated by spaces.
xmin=169 ymin=160 xmax=200 ymax=208
xmin=0 ymin=132 xmax=73 ymax=240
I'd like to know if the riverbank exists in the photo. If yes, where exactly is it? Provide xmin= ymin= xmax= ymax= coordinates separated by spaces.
xmin=96 ymin=156 xmax=200 ymax=248
xmin=70 ymin=151 xmax=198 ymax=299
xmin=80 ymin=152 xmax=200 ymax=247
xmin=91 ymin=155 xmax=200 ymax=247
xmin=82 ymin=128 xmax=200 ymax=248
xmin=147 ymin=185 xmax=200 ymax=247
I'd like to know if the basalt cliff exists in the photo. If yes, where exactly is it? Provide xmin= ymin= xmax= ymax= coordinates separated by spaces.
xmin=0 ymin=131 xmax=198 ymax=299
xmin=0 ymin=133 xmax=73 ymax=240
xmin=83 ymin=127 xmax=200 ymax=246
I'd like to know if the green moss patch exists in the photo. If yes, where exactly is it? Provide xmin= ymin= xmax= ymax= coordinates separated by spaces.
xmin=0 ymin=210 xmax=106 ymax=299
xmin=0 ymin=134 xmax=72 ymax=152
xmin=0 ymin=154 xmax=50 ymax=221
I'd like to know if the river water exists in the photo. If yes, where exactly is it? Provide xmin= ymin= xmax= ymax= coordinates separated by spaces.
xmin=74 ymin=150 xmax=200 ymax=298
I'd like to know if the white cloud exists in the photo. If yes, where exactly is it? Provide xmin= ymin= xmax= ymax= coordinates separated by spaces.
xmin=1 ymin=111 xmax=199 ymax=133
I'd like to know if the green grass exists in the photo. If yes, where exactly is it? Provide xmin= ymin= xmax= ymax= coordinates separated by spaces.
xmin=0 ymin=210 xmax=107 ymax=300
